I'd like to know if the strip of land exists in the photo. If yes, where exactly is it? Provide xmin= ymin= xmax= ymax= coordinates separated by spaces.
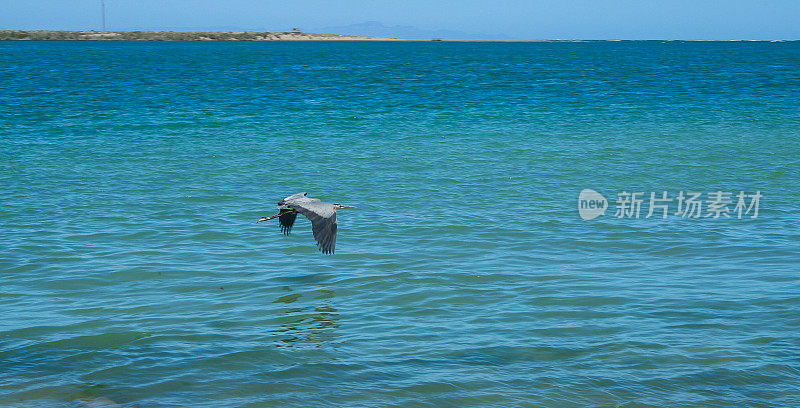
xmin=0 ymin=30 xmax=403 ymax=41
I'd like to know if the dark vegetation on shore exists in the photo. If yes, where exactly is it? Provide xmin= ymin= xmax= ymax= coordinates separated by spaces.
xmin=0 ymin=30 xmax=399 ymax=41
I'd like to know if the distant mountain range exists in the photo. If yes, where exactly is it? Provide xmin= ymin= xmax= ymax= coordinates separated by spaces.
xmin=318 ymin=21 xmax=509 ymax=41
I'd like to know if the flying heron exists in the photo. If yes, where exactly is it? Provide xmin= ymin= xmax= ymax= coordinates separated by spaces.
xmin=257 ymin=192 xmax=356 ymax=254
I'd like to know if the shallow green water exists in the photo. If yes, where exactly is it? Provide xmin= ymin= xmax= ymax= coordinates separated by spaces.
xmin=1 ymin=41 xmax=799 ymax=407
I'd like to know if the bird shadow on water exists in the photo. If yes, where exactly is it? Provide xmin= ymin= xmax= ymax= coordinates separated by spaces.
xmin=270 ymin=287 xmax=340 ymax=350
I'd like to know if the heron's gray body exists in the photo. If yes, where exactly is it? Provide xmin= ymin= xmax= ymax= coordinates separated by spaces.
xmin=260 ymin=192 xmax=349 ymax=254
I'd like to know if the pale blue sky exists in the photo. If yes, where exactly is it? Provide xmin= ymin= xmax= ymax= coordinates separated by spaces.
xmin=1 ymin=0 xmax=798 ymax=40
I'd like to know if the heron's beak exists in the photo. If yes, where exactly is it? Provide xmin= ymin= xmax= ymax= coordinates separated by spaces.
xmin=256 ymin=217 xmax=270 ymax=223
xmin=340 ymin=205 xmax=357 ymax=209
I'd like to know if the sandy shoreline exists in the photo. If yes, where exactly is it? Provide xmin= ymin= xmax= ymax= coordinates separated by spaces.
xmin=0 ymin=30 xmax=404 ymax=41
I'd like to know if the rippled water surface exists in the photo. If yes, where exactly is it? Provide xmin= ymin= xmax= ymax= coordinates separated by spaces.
xmin=1 ymin=41 xmax=799 ymax=407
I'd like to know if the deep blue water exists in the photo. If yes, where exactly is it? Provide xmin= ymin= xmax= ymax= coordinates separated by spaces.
xmin=1 ymin=41 xmax=799 ymax=407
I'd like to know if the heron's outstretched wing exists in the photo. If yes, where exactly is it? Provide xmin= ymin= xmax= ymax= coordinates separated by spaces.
xmin=278 ymin=209 xmax=297 ymax=235
xmin=308 ymin=211 xmax=337 ymax=255
xmin=272 ymin=193 xmax=307 ymax=235
xmin=279 ymin=192 xmax=307 ymax=204
xmin=285 ymin=197 xmax=338 ymax=254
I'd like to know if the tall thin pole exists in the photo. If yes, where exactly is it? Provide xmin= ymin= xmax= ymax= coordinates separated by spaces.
xmin=101 ymin=0 xmax=106 ymax=31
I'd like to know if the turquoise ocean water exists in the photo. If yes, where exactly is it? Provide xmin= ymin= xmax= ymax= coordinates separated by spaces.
xmin=1 ymin=41 xmax=799 ymax=407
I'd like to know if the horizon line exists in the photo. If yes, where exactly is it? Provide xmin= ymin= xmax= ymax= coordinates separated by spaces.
xmin=1 ymin=29 xmax=798 ymax=42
